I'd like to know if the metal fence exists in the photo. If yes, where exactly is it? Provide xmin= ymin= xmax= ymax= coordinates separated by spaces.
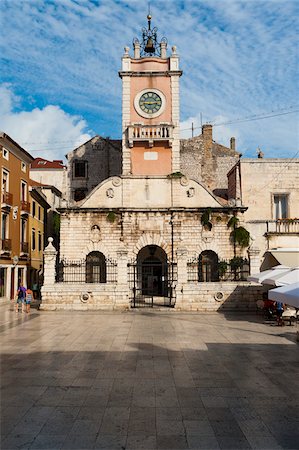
xmin=56 ymin=257 xmax=117 ymax=283
xmin=128 ymin=261 xmax=177 ymax=308
xmin=187 ymin=258 xmax=250 ymax=282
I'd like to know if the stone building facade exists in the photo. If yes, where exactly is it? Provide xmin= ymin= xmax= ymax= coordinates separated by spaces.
xmin=65 ymin=126 xmax=239 ymax=205
xmin=41 ymin=17 xmax=267 ymax=311
xmin=228 ymin=159 xmax=299 ymax=269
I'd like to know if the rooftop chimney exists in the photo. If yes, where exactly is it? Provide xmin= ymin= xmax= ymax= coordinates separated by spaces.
xmin=202 ymin=124 xmax=213 ymax=158
xmin=201 ymin=124 xmax=214 ymax=189
xmin=230 ymin=137 xmax=236 ymax=151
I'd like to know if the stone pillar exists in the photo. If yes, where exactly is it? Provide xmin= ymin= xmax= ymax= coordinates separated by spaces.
xmin=160 ymin=41 xmax=167 ymax=58
xmin=133 ymin=41 xmax=140 ymax=58
xmin=6 ymin=266 xmax=11 ymax=300
xmin=248 ymin=246 xmax=260 ymax=275
xmin=43 ymin=237 xmax=57 ymax=286
xmin=116 ymin=250 xmax=129 ymax=307
xmin=117 ymin=250 xmax=128 ymax=285
xmin=176 ymin=247 xmax=188 ymax=308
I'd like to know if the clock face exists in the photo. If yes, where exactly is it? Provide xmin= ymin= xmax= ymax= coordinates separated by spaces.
xmin=139 ymin=91 xmax=162 ymax=114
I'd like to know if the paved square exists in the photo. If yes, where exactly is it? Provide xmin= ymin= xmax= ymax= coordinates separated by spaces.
xmin=1 ymin=308 xmax=299 ymax=449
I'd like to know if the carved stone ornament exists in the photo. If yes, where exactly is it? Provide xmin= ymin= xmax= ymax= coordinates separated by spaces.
xmin=180 ymin=176 xmax=189 ymax=186
xmin=90 ymin=225 xmax=101 ymax=243
xmin=112 ymin=177 xmax=121 ymax=187
xmin=106 ymin=188 xmax=114 ymax=198
xmin=187 ymin=187 xmax=195 ymax=197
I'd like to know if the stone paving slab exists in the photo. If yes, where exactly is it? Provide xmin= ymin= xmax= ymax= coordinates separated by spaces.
xmin=0 ymin=305 xmax=298 ymax=449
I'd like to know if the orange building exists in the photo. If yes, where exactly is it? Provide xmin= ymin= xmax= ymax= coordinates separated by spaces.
xmin=28 ymin=183 xmax=50 ymax=293
xmin=0 ymin=133 xmax=33 ymax=300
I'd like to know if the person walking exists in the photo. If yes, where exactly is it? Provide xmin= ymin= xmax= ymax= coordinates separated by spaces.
xmin=25 ymin=287 xmax=33 ymax=313
xmin=15 ymin=283 xmax=26 ymax=313
xmin=32 ymin=282 xmax=38 ymax=300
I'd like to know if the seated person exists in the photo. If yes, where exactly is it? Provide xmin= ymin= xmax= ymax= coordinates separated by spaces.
xmin=276 ymin=301 xmax=284 ymax=325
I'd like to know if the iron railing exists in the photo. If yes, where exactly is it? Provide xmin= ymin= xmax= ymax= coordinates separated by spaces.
xmin=21 ymin=200 xmax=30 ymax=213
xmin=20 ymin=242 xmax=29 ymax=254
xmin=128 ymin=261 xmax=177 ymax=308
xmin=1 ymin=239 xmax=11 ymax=252
xmin=1 ymin=192 xmax=13 ymax=206
xmin=56 ymin=258 xmax=117 ymax=283
xmin=187 ymin=258 xmax=250 ymax=282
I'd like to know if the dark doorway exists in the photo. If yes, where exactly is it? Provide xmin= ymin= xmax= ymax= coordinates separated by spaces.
xmin=141 ymin=256 xmax=168 ymax=297
xmin=138 ymin=246 xmax=168 ymax=297
xmin=129 ymin=245 xmax=177 ymax=307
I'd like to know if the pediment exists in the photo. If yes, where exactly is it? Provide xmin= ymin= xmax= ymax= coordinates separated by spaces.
xmin=81 ymin=176 xmax=223 ymax=209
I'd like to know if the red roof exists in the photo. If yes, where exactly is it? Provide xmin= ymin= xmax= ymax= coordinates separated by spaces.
xmin=31 ymin=158 xmax=65 ymax=169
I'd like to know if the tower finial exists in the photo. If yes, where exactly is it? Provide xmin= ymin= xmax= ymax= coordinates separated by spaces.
xmin=133 ymin=7 xmax=167 ymax=57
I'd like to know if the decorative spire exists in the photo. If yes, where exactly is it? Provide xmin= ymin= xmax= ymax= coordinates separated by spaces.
xmin=133 ymin=11 xmax=167 ymax=57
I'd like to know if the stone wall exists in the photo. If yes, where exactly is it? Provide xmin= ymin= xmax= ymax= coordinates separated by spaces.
xmin=180 ymin=134 xmax=239 ymax=193
xmin=65 ymin=126 xmax=240 ymax=204
xmin=41 ymin=282 xmax=265 ymax=311
xmin=66 ymin=136 xmax=122 ymax=202
xmin=40 ymin=209 xmax=262 ymax=311
xmin=228 ymin=159 xmax=299 ymax=268
xmin=59 ymin=210 xmax=244 ymax=262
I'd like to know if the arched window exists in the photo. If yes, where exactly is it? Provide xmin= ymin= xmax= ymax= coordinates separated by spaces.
xmin=86 ymin=251 xmax=106 ymax=283
xmin=199 ymin=250 xmax=219 ymax=282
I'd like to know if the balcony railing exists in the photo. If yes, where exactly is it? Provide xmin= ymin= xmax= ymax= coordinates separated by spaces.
xmin=1 ymin=239 xmax=11 ymax=252
xmin=20 ymin=242 xmax=29 ymax=254
xmin=266 ymin=219 xmax=299 ymax=234
xmin=1 ymin=191 xmax=13 ymax=208
xmin=128 ymin=124 xmax=174 ymax=147
xmin=20 ymin=200 xmax=30 ymax=214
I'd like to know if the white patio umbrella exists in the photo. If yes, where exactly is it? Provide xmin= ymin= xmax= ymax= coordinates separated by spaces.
xmin=247 ymin=265 xmax=290 ymax=284
xmin=268 ymin=282 xmax=299 ymax=308
xmin=262 ymin=267 xmax=299 ymax=287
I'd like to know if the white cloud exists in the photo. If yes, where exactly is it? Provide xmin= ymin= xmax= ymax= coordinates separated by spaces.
xmin=0 ymin=84 xmax=92 ymax=160
xmin=0 ymin=1 xmax=298 ymax=158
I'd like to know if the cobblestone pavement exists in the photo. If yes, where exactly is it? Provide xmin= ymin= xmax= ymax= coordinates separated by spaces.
xmin=1 ymin=305 xmax=299 ymax=450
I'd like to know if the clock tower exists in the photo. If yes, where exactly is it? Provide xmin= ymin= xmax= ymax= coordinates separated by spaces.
xmin=119 ymin=14 xmax=182 ymax=176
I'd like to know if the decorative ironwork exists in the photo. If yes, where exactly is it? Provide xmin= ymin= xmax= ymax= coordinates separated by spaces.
xmin=128 ymin=259 xmax=177 ymax=308
xmin=56 ymin=257 xmax=117 ymax=283
xmin=133 ymin=14 xmax=167 ymax=57
xmin=2 ymin=191 xmax=13 ymax=207
xmin=20 ymin=242 xmax=29 ymax=254
xmin=187 ymin=257 xmax=250 ymax=282
xmin=1 ymin=238 xmax=11 ymax=252
xmin=21 ymin=200 xmax=30 ymax=214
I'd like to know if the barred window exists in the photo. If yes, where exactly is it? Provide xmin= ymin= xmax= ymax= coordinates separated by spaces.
xmin=86 ymin=251 xmax=106 ymax=283
xmin=199 ymin=250 xmax=219 ymax=282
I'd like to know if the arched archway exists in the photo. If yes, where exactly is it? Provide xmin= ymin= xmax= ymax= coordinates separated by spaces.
xmin=137 ymin=245 xmax=168 ymax=296
xmin=86 ymin=251 xmax=106 ymax=283
xmin=199 ymin=250 xmax=219 ymax=282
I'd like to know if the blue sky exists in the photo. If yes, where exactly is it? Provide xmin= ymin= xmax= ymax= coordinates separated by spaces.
xmin=0 ymin=0 xmax=298 ymax=160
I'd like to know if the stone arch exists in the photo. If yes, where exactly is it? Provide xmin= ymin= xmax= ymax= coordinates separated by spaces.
xmin=132 ymin=233 xmax=170 ymax=259
xmin=193 ymin=240 xmax=222 ymax=259
xmin=82 ymin=241 xmax=110 ymax=259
